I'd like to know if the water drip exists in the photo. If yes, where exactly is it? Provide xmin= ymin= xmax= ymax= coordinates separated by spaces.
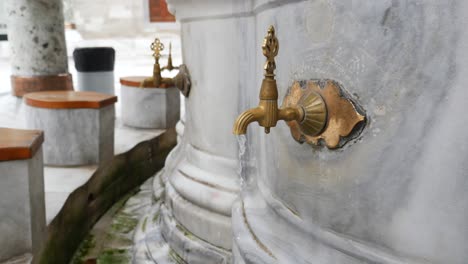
xmin=237 ymin=134 xmax=248 ymax=187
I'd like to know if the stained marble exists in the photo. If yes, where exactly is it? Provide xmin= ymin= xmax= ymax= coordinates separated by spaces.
xmin=6 ymin=0 xmax=68 ymax=76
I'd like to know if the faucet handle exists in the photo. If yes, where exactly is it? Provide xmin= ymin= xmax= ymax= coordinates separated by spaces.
xmin=150 ymin=38 xmax=164 ymax=64
xmin=162 ymin=42 xmax=179 ymax=72
xmin=262 ymin=25 xmax=279 ymax=77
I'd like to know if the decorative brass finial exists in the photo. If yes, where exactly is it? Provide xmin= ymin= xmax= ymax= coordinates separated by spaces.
xmin=150 ymin=38 xmax=164 ymax=64
xmin=262 ymin=25 xmax=279 ymax=77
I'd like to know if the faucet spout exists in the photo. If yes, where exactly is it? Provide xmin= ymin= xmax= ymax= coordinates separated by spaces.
xmin=233 ymin=107 xmax=264 ymax=135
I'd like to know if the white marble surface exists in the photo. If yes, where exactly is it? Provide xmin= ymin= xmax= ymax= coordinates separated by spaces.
xmin=229 ymin=0 xmax=468 ymax=263
xmin=76 ymin=71 xmax=115 ymax=95
xmin=25 ymin=104 xmax=115 ymax=166
xmin=0 ymin=149 xmax=45 ymax=262
xmin=121 ymin=85 xmax=180 ymax=129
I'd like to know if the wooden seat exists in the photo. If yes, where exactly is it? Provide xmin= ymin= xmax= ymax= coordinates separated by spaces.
xmin=120 ymin=76 xmax=174 ymax=88
xmin=23 ymin=91 xmax=117 ymax=109
xmin=120 ymin=76 xmax=148 ymax=88
xmin=0 ymin=128 xmax=44 ymax=161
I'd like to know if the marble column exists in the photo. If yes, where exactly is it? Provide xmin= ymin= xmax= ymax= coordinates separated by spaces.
xmin=6 ymin=0 xmax=72 ymax=97
xmin=145 ymin=0 xmax=256 ymax=262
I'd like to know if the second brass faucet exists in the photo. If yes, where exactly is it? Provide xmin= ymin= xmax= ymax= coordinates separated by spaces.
xmin=233 ymin=26 xmax=328 ymax=136
xmin=141 ymin=38 xmax=192 ymax=97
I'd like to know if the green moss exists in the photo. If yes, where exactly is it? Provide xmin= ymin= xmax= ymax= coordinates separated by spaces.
xmin=112 ymin=190 xmax=138 ymax=212
xmin=104 ymin=232 xmax=134 ymax=248
xmin=152 ymin=195 xmax=160 ymax=203
xmin=175 ymin=224 xmax=195 ymax=240
xmin=111 ymin=212 xmax=139 ymax=234
xmin=96 ymin=249 xmax=130 ymax=264
xmin=141 ymin=217 xmax=148 ymax=233
xmin=152 ymin=211 xmax=160 ymax=223
xmin=70 ymin=234 xmax=96 ymax=264
xmin=169 ymin=249 xmax=187 ymax=264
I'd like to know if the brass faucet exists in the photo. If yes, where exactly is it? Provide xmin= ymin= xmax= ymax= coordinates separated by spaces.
xmin=141 ymin=38 xmax=167 ymax=88
xmin=140 ymin=38 xmax=192 ymax=97
xmin=233 ymin=26 xmax=328 ymax=135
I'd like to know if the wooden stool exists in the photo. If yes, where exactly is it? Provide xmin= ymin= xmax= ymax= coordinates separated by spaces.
xmin=120 ymin=76 xmax=180 ymax=129
xmin=23 ymin=91 xmax=117 ymax=166
xmin=0 ymin=128 xmax=45 ymax=261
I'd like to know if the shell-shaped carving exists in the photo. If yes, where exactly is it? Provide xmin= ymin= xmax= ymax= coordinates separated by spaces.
xmin=282 ymin=80 xmax=365 ymax=149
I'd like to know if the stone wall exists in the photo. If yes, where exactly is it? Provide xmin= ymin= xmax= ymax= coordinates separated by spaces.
xmin=63 ymin=0 xmax=179 ymax=39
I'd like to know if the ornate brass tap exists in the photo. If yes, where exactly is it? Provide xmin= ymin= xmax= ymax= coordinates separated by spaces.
xmin=140 ymin=38 xmax=192 ymax=97
xmin=233 ymin=26 xmax=366 ymax=148
xmin=233 ymin=26 xmax=327 ymax=136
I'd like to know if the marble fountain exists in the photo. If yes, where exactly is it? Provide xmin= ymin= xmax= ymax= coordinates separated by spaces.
xmin=3 ymin=0 xmax=468 ymax=263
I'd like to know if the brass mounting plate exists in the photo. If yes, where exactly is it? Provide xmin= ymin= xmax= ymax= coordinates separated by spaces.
xmin=282 ymin=80 xmax=365 ymax=149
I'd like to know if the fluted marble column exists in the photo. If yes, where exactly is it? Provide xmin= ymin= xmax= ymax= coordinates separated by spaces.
xmin=6 ymin=0 xmax=72 ymax=97
xmin=151 ymin=1 xmax=256 ymax=262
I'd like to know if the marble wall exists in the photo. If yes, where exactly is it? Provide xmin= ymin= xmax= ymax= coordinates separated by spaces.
xmin=234 ymin=0 xmax=468 ymax=263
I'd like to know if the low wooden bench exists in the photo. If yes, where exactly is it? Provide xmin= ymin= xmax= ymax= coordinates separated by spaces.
xmin=0 ymin=128 xmax=46 ymax=261
xmin=120 ymin=76 xmax=180 ymax=129
xmin=23 ymin=91 xmax=118 ymax=166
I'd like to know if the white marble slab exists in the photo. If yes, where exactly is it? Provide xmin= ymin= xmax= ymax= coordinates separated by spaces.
xmin=121 ymin=85 xmax=180 ymax=129
xmin=25 ymin=104 xmax=115 ymax=166
xmin=0 ymin=149 xmax=45 ymax=262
